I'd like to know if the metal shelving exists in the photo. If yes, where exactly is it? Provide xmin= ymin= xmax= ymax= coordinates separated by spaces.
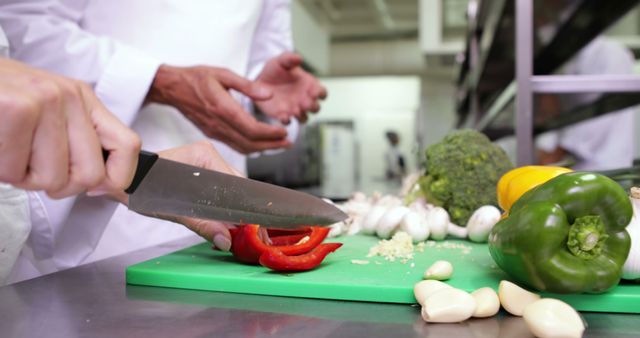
xmin=456 ymin=0 xmax=640 ymax=165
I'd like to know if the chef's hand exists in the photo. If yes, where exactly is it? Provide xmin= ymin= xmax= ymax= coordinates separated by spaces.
xmin=131 ymin=141 xmax=240 ymax=251
xmin=0 ymin=58 xmax=140 ymax=198
xmin=254 ymin=52 xmax=327 ymax=124
xmin=147 ymin=64 xmax=291 ymax=154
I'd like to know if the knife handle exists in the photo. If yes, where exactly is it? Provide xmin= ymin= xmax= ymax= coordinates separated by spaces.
xmin=102 ymin=149 xmax=159 ymax=194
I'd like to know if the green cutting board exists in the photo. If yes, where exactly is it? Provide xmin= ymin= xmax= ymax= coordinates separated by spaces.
xmin=126 ymin=235 xmax=640 ymax=313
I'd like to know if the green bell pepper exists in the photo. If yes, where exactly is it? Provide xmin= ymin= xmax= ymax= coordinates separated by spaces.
xmin=488 ymin=172 xmax=633 ymax=294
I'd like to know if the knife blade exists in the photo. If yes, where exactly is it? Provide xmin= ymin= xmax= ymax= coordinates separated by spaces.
xmin=123 ymin=151 xmax=347 ymax=228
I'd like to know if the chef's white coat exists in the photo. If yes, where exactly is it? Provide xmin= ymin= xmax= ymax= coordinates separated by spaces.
xmin=537 ymin=37 xmax=636 ymax=171
xmin=0 ymin=0 xmax=297 ymax=283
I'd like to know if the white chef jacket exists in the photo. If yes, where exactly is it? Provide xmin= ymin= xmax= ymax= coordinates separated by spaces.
xmin=537 ymin=37 xmax=636 ymax=171
xmin=0 ymin=0 xmax=297 ymax=283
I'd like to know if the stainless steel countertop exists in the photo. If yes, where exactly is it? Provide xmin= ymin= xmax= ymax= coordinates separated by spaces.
xmin=1 ymin=237 xmax=638 ymax=338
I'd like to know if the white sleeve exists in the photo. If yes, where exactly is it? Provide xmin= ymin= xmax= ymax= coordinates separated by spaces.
xmin=246 ymin=0 xmax=294 ymax=81
xmin=0 ymin=0 xmax=161 ymax=126
xmin=558 ymin=38 xmax=635 ymax=160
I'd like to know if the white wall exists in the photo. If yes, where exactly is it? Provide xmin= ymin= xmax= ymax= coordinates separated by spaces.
xmin=309 ymin=77 xmax=421 ymax=194
xmin=330 ymin=39 xmax=424 ymax=76
xmin=292 ymin=1 xmax=330 ymax=74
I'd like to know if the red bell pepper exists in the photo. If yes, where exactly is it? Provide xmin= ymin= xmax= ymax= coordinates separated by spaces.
xmin=229 ymin=224 xmax=331 ymax=264
xmin=259 ymin=243 xmax=343 ymax=272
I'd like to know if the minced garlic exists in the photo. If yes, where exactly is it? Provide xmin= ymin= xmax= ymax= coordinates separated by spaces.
xmin=367 ymin=231 xmax=415 ymax=262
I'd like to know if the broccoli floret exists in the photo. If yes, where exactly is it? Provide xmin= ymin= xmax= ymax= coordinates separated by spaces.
xmin=420 ymin=129 xmax=513 ymax=225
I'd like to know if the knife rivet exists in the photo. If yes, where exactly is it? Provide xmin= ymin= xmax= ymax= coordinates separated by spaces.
xmin=193 ymin=172 xmax=200 ymax=177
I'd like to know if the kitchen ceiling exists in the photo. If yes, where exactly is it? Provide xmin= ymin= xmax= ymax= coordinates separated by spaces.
xmin=298 ymin=0 xmax=469 ymax=42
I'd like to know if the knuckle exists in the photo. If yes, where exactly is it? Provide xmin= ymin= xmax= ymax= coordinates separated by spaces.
xmin=125 ymin=130 xmax=142 ymax=152
xmin=75 ymin=166 xmax=105 ymax=189
xmin=3 ymin=94 xmax=39 ymax=121
xmin=31 ymin=77 xmax=62 ymax=104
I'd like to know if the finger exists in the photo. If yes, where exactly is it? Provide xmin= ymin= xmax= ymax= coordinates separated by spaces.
xmin=88 ymin=90 xmax=141 ymax=193
xmin=49 ymin=84 xmax=113 ymax=198
xmin=277 ymin=52 xmax=303 ymax=70
xmin=19 ymin=81 xmax=71 ymax=195
xmin=309 ymin=84 xmax=328 ymax=100
xmin=297 ymin=111 xmax=308 ymax=124
xmin=216 ymin=96 xmax=289 ymax=141
xmin=214 ymin=68 xmax=272 ymax=101
xmin=211 ymin=125 xmax=291 ymax=154
xmin=186 ymin=218 xmax=232 ymax=250
xmin=308 ymin=101 xmax=321 ymax=113
xmin=298 ymin=96 xmax=315 ymax=112
xmin=0 ymin=89 xmax=38 ymax=184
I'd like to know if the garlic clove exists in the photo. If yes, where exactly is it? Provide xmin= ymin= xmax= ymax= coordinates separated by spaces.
xmin=498 ymin=280 xmax=541 ymax=316
xmin=466 ymin=205 xmax=502 ymax=243
xmin=361 ymin=206 xmax=388 ymax=235
xmin=523 ymin=298 xmax=585 ymax=338
xmin=421 ymin=288 xmax=476 ymax=323
xmin=400 ymin=211 xmax=430 ymax=242
xmin=446 ymin=222 xmax=468 ymax=238
xmin=426 ymin=206 xmax=450 ymax=241
xmin=423 ymin=260 xmax=453 ymax=281
xmin=471 ymin=287 xmax=500 ymax=318
xmin=376 ymin=206 xmax=410 ymax=239
xmin=413 ymin=280 xmax=453 ymax=306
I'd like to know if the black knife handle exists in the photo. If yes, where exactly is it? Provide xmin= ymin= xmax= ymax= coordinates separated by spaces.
xmin=102 ymin=149 xmax=159 ymax=194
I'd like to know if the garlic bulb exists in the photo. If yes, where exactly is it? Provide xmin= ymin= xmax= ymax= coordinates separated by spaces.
xmin=623 ymin=187 xmax=640 ymax=280
xmin=466 ymin=205 xmax=502 ymax=243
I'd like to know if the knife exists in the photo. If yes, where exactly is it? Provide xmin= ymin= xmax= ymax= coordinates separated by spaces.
xmin=119 ymin=150 xmax=347 ymax=228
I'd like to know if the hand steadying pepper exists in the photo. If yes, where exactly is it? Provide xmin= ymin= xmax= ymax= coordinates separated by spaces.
xmin=230 ymin=224 xmax=340 ymax=271
xmin=489 ymin=172 xmax=633 ymax=294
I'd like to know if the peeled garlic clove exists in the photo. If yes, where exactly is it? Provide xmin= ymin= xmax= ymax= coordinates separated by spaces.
xmin=471 ymin=287 xmax=500 ymax=318
xmin=421 ymin=288 xmax=476 ymax=323
xmin=413 ymin=280 xmax=453 ymax=306
xmin=424 ymin=260 xmax=453 ymax=281
xmin=498 ymin=280 xmax=541 ymax=316
xmin=523 ymin=298 xmax=585 ymax=338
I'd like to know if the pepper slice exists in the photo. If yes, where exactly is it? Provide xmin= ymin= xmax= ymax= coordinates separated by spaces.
xmin=259 ymin=243 xmax=343 ymax=272
xmin=489 ymin=172 xmax=633 ymax=294
xmin=230 ymin=224 xmax=331 ymax=264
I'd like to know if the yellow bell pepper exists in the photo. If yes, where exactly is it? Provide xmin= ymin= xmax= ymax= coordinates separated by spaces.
xmin=497 ymin=166 xmax=573 ymax=213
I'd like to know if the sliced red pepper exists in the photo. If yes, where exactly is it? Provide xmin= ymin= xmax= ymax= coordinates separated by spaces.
xmin=229 ymin=224 xmax=331 ymax=264
xmin=259 ymin=243 xmax=343 ymax=272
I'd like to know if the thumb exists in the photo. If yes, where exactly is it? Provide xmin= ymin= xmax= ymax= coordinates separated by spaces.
xmin=277 ymin=52 xmax=303 ymax=70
